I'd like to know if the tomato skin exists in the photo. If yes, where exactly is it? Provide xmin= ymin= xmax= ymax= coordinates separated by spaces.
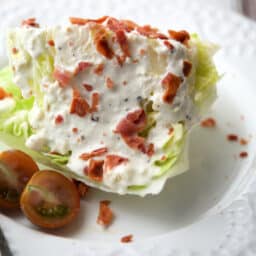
xmin=0 ymin=150 xmax=39 ymax=209
xmin=20 ymin=170 xmax=80 ymax=229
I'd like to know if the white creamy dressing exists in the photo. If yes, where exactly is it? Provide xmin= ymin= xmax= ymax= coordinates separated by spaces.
xmin=8 ymin=23 xmax=198 ymax=193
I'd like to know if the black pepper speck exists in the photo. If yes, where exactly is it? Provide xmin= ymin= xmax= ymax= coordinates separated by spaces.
xmin=91 ymin=115 xmax=99 ymax=122
xmin=124 ymin=98 xmax=129 ymax=102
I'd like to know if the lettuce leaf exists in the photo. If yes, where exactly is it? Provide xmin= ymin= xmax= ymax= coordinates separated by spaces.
xmin=191 ymin=34 xmax=220 ymax=114
xmin=154 ymin=123 xmax=186 ymax=178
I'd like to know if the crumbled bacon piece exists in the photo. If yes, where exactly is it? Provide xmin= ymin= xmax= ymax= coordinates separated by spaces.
xmin=123 ymin=81 xmax=127 ymax=86
xmin=55 ymin=115 xmax=64 ymax=125
xmin=115 ymin=109 xmax=154 ymax=156
xmin=69 ymin=16 xmax=109 ymax=25
xmin=74 ymin=62 xmax=92 ymax=75
xmin=87 ymin=159 xmax=104 ymax=182
xmin=90 ymin=92 xmax=100 ymax=112
xmin=73 ymin=180 xmax=89 ymax=198
xmin=161 ymin=72 xmax=182 ymax=104
xmin=120 ymin=19 xmax=138 ymax=32
xmin=183 ymin=60 xmax=192 ymax=77
xmin=121 ymin=234 xmax=133 ymax=243
xmin=106 ymin=17 xmax=123 ymax=32
xmin=53 ymin=68 xmax=73 ymax=87
xmin=115 ymin=109 xmax=147 ymax=136
xmin=70 ymin=89 xmax=90 ymax=117
xmin=137 ymin=25 xmax=168 ymax=39
xmin=48 ymin=40 xmax=55 ymax=47
xmin=163 ymin=40 xmax=174 ymax=51
xmin=93 ymin=26 xmax=114 ymax=59
xmin=115 ymin=30 xmax=130 ymax=57
xmin=105 ymin=155 xmax=129 ymax=170
xmin=227 ymin=134 xmax=238 ymax=142
xmin=106 ymin=77 xmax=114 ymax=89
xmin=116 ymin=55 xmax=126 ymax=66
xmin=94 ymin=63 xmax=104 ymax=75
xmin=72 ymin=127 xmax=78 ymax=133
xmin=168 ymin=30 xmax=190 ymax=45
xmin=12 ymin=48 xmax=18 ymax=54
xmin=0 ymin=87 xmax=11 ymax=100
xmin=80 ymin=147 xmax=108 ymax=160
xmin=240 ymin=138 xmax=248 ymax=145
xmin=83 ymin=83 xmax=93 ymax=92
xmin=107 ymin=17 xmax=138 ymax=33
xmin=200 ymin=118 xmax=216 ymax=128
xmin=97 ymin=200 xmax=114 ymax=227
xmin=139 ymin=49 xmax=146 ymax=56
xmin=147 ymin=143 xmax=155 ymax=157
xmin=21 ymin=18 xmax=39 ymax=28
xmin=168 ymin=127 xmax=174 ymax=135
xmin=239 ymin=151 xmax=248 ymax=158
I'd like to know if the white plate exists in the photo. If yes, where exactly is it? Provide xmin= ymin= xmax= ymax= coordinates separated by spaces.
xmin=1 ymin=0 xmax=256 ymax=255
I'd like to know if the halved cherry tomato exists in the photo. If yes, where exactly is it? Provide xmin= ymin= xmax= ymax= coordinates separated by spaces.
xmin=0 ymin=150 xmax=39 ymax=209
xmin=20 ymin=170 xmax=80 ymax=229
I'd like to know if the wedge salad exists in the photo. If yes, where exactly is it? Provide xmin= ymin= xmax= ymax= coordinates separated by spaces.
xmin=0 ymin=17 xmax=219 ymax=196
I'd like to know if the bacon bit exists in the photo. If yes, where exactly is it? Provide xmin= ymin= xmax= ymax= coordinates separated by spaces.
xmin=161 ymin=155 xmax=167 ymax=161
xmin=90 ymin=92 xmax=100 ymax=112
xmin=163 ymin=40 xmax=174 ymax=51
xmin=12 ymin=48 xmax=18 ymax=54
xmin=133 ymin=59 xmax=139 ymax=63
xmin=200 ymin=118 xmax=216 ymax=128
xmin=94 ymin=63 xmax=104 ymax=75
xmin=106 ymin=77 xmax=114 ymax=89
xmin=121 ymin=19 xmax=138 ymax=31
xmin=123 ymin=81 xmax=127 ymax=86
xmin=161 ymin=72 xmax=182 ymax=104
xmin=87 ymin=159 xmax=104 ymax=182
xmin=137 ymin=25 xmax=168 ymax=39
xmin=183 ymin=60 xmax=192 ymax=77
xmin=240 ymin=138 xmax=248 ymax=145
xmin=83 ymin=83 xmax=93 ymax=92
xmin=55 ymin=115 xmax=64 ymax=125
xmin=21 ymin=18 xmax=39 ymax=28
xmin=73 ymin=180 xmax=89 ymax=198
xmin=80 ymin=147 xmax=108 ymax=160
xmin=53 ymin=68 xmax=73 ymax=87
xmin=48 ymin=40 xmax=55 ymax=47
xmin=106 ymin=17 xmax=123 ymax=31
xmin=121 ymin=19 xmax=138 ymax=32
xmin=115 ymin=109 xmax=147 ymax=136
xmin=115 ymin=29 xmax=131 ymax=57
xmin=115 ymin=109 xmax=154 ymax=156
xmin=168 ymin=127 xmax=174 ymax=135
xmin=139 ymin=49 xmax=146 ymax=56
xmin=72 ymin=127 xmax=78 ymax=133
xmin=74 ymin=62 xmax=92 ymax=75
xmin=105 ymin=155 xmax=129 ymax=170
xmin=147 ymin=143 xmax=155 ymax=157
xmin=0 ymin=87 xmax=11 ymax=100
xmin=70 ymin=89 xmax=90 ymax=117
xmin=97 ymin=200 xmax=114 ymax=227
xmin=121 ymin=234 xmax=133 ymax=243
xmin=227 ymin=134 xmax=238 ymax=142
xmin=94 ymin=26 xmax=114 ymax=59
xmin=69 ymin=16 xmax=109 ymax=25
xmin=239 ymin=151 xmax=248 ymax=158
xmin=168 ymin=30 xmax=190 ymax=45
xmin=116 ymin=55 xmax=126 ymax=66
